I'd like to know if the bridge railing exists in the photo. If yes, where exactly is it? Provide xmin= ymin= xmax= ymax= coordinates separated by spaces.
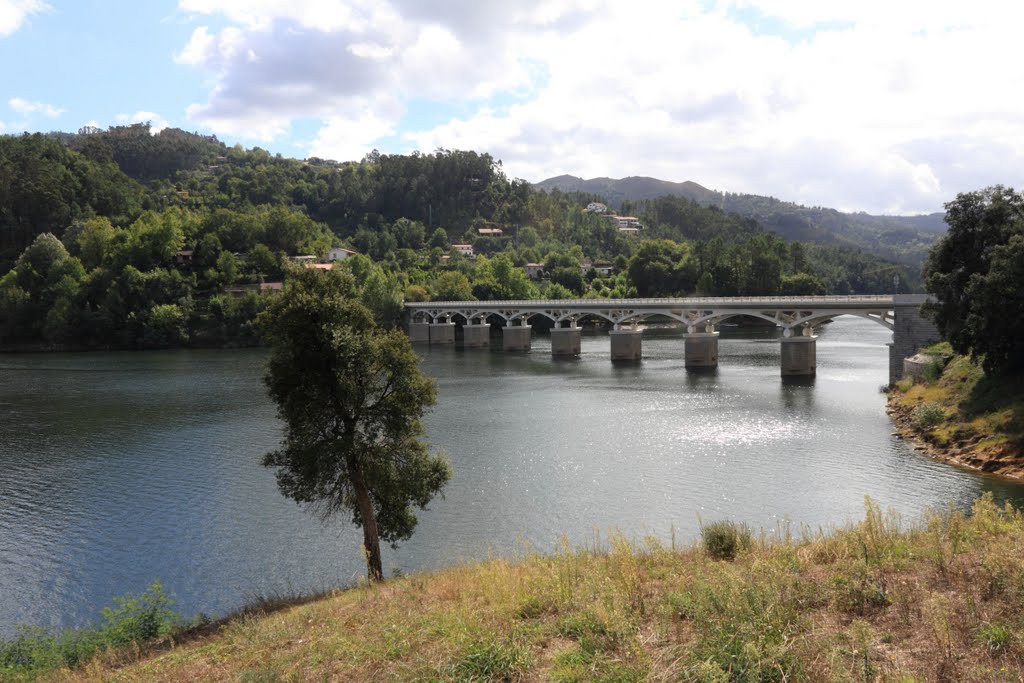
xmin=406 ymin=295 xmax=898 ymax=308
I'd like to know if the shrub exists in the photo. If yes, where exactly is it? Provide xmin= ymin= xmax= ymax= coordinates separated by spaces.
xmin=923 ymin=357 xmax=945 ymax=383
xmin=0 ymin=580 xmax=182 ymax=675
xmin=701 ymin=520 xmax=752 ymax=560
xmin=912 ymin=403 xmax=945 ymax=429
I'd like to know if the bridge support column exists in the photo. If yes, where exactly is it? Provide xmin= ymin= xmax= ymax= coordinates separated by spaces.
xmin=429 ymin=321 xmax=456 ymax=345
xmin=889 ymin=295 xmax=940 ymax=384
xmin=780 ymin=331 xmax=816 ymax=376
xmin=610 ymin=328 xmax=642 ymax=361
xmin=502 ymin=323 xmax=532 ymax=352
xmin=684 ymin=330 xmax=719 ymax=369
xmin=550 ymin=323 xmax=581 ymax=357
xmin=462 ymin=321 xmax=491 ymax=348
xmin=408 ymin=322 xmax=431 ymax=344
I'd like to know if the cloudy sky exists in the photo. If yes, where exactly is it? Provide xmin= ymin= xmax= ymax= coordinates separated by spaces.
xmin=2 ymin=0 xmax=1022 ymax=214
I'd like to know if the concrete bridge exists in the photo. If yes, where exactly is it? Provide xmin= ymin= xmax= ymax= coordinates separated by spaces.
xmin=406 ymin=295 xmax=939 ymax=383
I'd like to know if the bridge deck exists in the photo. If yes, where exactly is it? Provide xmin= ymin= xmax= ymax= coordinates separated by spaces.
xmin=408 ymin=294 xmax=921 ymax=311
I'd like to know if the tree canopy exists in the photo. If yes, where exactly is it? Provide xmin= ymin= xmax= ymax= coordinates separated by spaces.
xmin=260 ymin=268 xmax=451 ymax=581
xmin=923 ymin=186 xmax=1024 ymax=375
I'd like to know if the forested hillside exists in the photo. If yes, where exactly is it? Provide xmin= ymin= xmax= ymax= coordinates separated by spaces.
xmin=0 ymin=125 xmax=917 ymax=350
xmin=536 ymin=174 xmax=944 ymax=267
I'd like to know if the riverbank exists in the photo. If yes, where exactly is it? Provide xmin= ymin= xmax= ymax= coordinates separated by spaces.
xmin=887 ymin=346 xmax=1024 ymax=481
xmin=17 ymin=495 xmax=1024 ymax=682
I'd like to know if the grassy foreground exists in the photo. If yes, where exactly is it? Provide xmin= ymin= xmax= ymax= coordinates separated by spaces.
xmin=889 ymin=343 xmax=1024 ymax=479
xmin=26 ymin=495 xmax=1024 ymax=682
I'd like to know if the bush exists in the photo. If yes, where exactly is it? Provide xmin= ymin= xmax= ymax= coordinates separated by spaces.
xmin=701 ymin=520 xmax=752 ymax=560
xmin=923 ymin=357 xmax=945 ymax=383
xmin=0 ymin=580 xmax=182 ymax=675
xmin=912 ymin=403 xmax=945 ymax=429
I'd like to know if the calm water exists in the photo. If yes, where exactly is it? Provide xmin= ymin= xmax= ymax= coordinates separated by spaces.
xmin=2 ymin=317 xmax=1023 ymax=636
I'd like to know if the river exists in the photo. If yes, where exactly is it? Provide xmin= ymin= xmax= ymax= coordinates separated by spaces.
xmin=2 ymin=316 xmax=1022 ymax=637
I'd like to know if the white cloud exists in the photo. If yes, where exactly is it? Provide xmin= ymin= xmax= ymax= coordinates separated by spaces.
xmin=307 ymin=108 xmax=396 ymax=161
xmin=175 ymin=0 xmax=1024 ymax=213
xmin=8 ymin=96 xmax=63 ymax=118
xmin=0 ymin=0 xmax=48 ymax=37
xmin=116 ymin=111 xmax=171 ymax=133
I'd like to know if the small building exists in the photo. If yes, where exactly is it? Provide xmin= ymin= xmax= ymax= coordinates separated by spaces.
xmin=618 ymin=226 xmax=641 ymax=235
xmin=585 ymin=202 xmax=607 ymax=213
xmin=580 ymin=259 xmax=614 ymax=277
xmin=478 ymin=227 xmax=504 ymax=236
xmin=607 ymin=215 xmax=642 ymax=229
xmin=327 ymin=247 xmax=358 ymax=262
xmin=452 ymin=244 xmax=475 ymax=258
xmin=290 ymin=255 xmax=318 ymax=263
xmin=305 ymin=263 xmax=334 ymax=271
xmin=524 ymin=263 xmax=545 ymax=279
xmin=175 ymin=250 xmax=194 ymax=266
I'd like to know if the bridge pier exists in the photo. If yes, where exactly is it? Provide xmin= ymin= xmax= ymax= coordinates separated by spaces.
xmin=429 ymin=321 xmax=456 ymax=345
xmin=462 ymin=321 xmax=491 ymax=348
xmin=684 ymin=329 xmax=719 ymax=369
xmin=780 ymin=329 xmax=816 ymax=376
xmin=550 ymin=323 xmax=581 ymax=357
xmin=610 ymin=328 xmax=642 ymax=361
xmin=888 ymin=295 xmax=940 ymax=384
xmin=408 ymin=322 xmax=431 ymax=344
xmin=502 ymin=323 xmax=532 ymax=352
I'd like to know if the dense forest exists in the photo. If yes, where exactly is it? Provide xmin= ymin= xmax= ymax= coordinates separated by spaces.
xmin=0 ymin=124 xmax=917 ymax=350
xmin=536 ymin=174 xmax=944 ymax=268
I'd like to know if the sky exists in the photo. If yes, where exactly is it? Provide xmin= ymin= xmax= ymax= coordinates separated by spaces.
xmin=1 ymin=0 xmax=1022 ymax=215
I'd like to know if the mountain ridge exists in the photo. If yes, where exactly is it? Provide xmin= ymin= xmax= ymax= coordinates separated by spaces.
xmin=534 ymin=174 xmax=945 ymax=267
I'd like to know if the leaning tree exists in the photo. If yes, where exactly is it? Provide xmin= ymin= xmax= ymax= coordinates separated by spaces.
xmin=260 ymin=268 xmax=450 ymax=581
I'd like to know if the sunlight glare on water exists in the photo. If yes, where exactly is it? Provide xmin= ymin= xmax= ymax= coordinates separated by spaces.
xmin=1 ymin=316 xmax=1022 ymax=636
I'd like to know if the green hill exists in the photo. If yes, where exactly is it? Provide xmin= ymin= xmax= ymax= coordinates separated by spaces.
xmin=535 ymin=174 xmax=945 ymax=268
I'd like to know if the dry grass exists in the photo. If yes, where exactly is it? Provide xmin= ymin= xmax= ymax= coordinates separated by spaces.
xmin=31 ymin=495 xmax=1024 ymax=683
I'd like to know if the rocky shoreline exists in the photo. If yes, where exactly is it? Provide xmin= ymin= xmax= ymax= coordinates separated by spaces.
xmin=886 ymin=398 xmax=1024 ymax=481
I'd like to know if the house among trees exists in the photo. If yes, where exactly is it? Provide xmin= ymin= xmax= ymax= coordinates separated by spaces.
xmin=327 ymin=247 xmax=358 ymax=261
xmin=175 ymin=249 xmax=194 ymax=266
xmin=478 ymin=227 xmax=503 ymax=236
xmin=524 ymin=263 xmax=545 ymax=279
xmin=607 ymin=215 xmax=642 ymax=230
xmin=452 ymin=244 xmax=475 ymax=258
xmin=305 ymin=263 xmax=334 ymax=271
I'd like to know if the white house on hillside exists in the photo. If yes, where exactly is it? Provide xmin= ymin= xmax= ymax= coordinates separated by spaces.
xmin=452 ymin=244 xmax=475 ymax=258
xmin=327 ymin=247 xmax=358 ymax=261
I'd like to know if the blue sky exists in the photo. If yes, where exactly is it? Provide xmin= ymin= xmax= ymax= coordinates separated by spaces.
xmin=2 ymin=1 xmax=1023 ymax=215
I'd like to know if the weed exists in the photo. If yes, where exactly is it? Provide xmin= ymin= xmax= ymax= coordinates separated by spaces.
xmin=447 ymin=633 xmax=531 ymax=681
xmin=701 ymin=520 xmax=752 ymax=561
xmin=975 ymin=623 xmax=1012 ymax=654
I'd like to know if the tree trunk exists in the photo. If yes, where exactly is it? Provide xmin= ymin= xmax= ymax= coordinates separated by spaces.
xmin=348 ymin=462 xmax=384 ymax=582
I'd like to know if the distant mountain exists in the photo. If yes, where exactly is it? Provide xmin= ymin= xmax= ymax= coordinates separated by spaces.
xmin=534 ymin=175 xmax=946 ymax=268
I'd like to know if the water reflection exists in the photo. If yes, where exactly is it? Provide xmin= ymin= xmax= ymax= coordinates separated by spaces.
xmin=2 ymin=317 xmax=1023 ymax=637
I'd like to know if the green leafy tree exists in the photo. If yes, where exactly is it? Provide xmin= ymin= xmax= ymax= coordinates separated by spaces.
xmin=961 ymin=234 xmax=1024 ymax=374
xmin=779 ymin=272 xmax=826 ymax=296
xmin=432 ymin=271 xmax=475 ymax=301
xmin=471 ymin=254 xmax=537 ymax=300
xmin=923 ymin=186 xmax=1024 ymax=374
xmin=260 ymin=269 xmax=451 ymax=581
xmin=429 ymin=227 xmax=449 ymax=250
xmin=627 ymin=239 xmax=695 ymax=297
